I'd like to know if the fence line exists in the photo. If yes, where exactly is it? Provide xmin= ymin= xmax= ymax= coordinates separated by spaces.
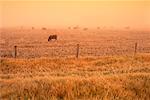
xmin=134 ymin=42 xmax=137 ymax=56
xmin=14 ymin=46 xmax=17 ymax=58
xmin=76 ymin=44 xmax=79 ymax=58
xmin=0 ymin=43 xmax=150 ymax=58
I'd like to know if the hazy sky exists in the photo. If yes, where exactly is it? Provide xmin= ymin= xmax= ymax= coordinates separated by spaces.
xmin=0 ymin=0 xmax=150 ymax=29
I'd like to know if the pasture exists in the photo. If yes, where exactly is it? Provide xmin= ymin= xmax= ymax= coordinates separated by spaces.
xmin=0 ymin=28 xmax=150 ymax=99
xmin=0 ymin=28 xmax=150 ymax=58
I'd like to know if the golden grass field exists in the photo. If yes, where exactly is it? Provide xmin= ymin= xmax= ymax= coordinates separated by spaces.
xmin=0 ymin=28 xmax=150 ymax=99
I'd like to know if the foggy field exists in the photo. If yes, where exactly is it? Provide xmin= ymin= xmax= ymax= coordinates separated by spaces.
xmin=0 ymin=29 xmax=150 ymax=58
xmin=1 ymin=0 xmax=150 ymax=99
xmin=0 ymin=28 xmax=150 ymax=99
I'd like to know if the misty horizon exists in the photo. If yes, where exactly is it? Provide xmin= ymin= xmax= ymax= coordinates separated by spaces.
xmin=1 ymin=0 xmax=150 ymax=30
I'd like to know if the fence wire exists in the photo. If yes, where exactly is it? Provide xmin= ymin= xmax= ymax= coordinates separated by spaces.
xmin=0 ymin=43 xmax=150 ymax=58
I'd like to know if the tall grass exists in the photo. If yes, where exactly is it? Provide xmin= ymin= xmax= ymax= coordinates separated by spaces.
xmin=0 ymin=54 xmax=150 ymax=99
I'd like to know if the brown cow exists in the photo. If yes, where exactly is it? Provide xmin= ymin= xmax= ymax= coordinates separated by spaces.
xmin=48 ymin=35 xmax=57 ymax=41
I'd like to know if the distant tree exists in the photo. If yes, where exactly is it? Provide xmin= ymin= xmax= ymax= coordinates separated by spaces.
xmin=32 ymin=27 xmax=34 ymax=30
xmin=97 ymin=27 xmax=100 ymax=29
xmin=42 ymin=27 xmax=47 ymax=30
xmin=73 ymin=26 xmax=79 ymax=29
xmin=125 ymin=26 xmax=130 ymax=30
xmin=83 ymin=28 xmax=88 ymax=31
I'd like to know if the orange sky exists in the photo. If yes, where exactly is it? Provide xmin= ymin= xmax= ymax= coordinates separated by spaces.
xmin=0 ymin=0 xmax=150 ymax=30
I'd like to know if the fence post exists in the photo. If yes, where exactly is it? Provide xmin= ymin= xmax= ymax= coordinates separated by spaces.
xmin=134 ymin=42 xmax=137 ymax=56
xmin=14 ymin=45 xmax=17 ymax=58
xmin=76 ymin=44 xmax=79 ymax=58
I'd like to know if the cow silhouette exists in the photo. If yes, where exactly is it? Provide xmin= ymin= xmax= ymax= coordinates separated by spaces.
xmin=48 ymin=35 xmax=57 ymax=41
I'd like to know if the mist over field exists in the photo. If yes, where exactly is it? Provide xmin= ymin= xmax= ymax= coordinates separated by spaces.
xmin=0 ymin=0 xmax=150 ymax=100
xmin=1 ymin=0 xmax=150 ymax=30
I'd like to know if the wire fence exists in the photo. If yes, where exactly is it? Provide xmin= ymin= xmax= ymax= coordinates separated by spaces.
xmin=0 ymin=43 xmax=150 ymax=58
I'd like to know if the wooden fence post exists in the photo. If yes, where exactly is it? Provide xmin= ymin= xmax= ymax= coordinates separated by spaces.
xmin=134 ymin=42 xmax=137 ymax=56
xmin=14 ymin=45 xmax=17 ymax=58
xmin=76 ymin=44 xmax=79 ymax=58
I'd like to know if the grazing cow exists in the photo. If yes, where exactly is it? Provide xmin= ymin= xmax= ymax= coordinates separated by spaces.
xmin=48 ymin=35 xmax=57 ymax=41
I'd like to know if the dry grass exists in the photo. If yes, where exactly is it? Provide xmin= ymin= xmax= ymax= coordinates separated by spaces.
xmin=0 ymin=29 xmax=150 ymax=99
xmin=0 ymin=54 xmax=150 ymax=100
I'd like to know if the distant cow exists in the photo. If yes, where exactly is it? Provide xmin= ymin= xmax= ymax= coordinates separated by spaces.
xmin=48 ymin=35 xmax=57 ymax=41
